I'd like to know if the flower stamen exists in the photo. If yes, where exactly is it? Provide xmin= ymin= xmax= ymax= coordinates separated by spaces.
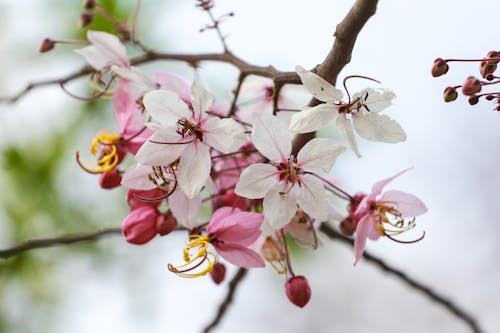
xmin=76 ymin=130 xmax=121 ymax=174
xmin=168 ymin=234 xmax=216 ymax=278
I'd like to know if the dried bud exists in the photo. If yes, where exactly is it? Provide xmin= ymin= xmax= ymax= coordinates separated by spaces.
xmin=156 ymin=213 xmax=177 ymax=236
xmin=468 ymin=96 xmax=479 ymax=105
xmin=99 ymin=168 xmax=122 ymax=189
xmin=443 ymin=86 xmax=458 ymax=102
xmin=80 ymin=11 xmax=93 ymax=27
xmin=487 ymin=51 xmax=500 ymax=65
xmin=210 ymin=262 xmax=226 ymax=284
xmin=480 ymin=61 xmax=497 ymax=79
xmin=339 ymin=216 xmax=357 ymax=236
xmin=485 ymin=94 xmax=495 ymax=101
xmin=39 ymin=38 xmax=55 ymax=53
xmin=461 ymin=76 xmax=481 ymax=96
xmin=122 ymin=206 xmax=159 ymax=245
xmin=285 ymin=276 xmax=312 ymax=308
xmin=431 ymin=58 xmax=449 ymax=77
xmin=83 ymin=0 xmax=96 ymax=10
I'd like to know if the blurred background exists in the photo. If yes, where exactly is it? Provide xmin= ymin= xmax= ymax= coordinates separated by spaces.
xmin=0 ymin=0 xmax=499 ymax=332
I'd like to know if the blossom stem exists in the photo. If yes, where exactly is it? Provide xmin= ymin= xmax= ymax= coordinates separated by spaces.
xmin=280 ymin=229 xmax=295 ymax=277
xmin=210 ymin=149 xmax=257 ymax=160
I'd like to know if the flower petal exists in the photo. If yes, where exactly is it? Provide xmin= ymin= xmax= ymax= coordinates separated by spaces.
xmin=234 ymin=163 xmax=279 ymax=199
xmin=168 ymin=190 xmax=201 ymax=229
xmin=191 ymin=80 xmax=214 ymax=121
xmin=353 ymin=88 xmax=396 ymax=113
xmin=74 ymin=45 xmax=110 ymax=71
xmin=380 ymin=190 xmax=427 ymax=217
xmin=208 ymin=211 xmax=263 ymax=246
xmin=295 ymin=65 xmax=343 ymax=102
xmin=134 ymin=128 xmax=185 ymax=166
xmin=121 ymin=162 xmax=156 ymax=190
xmin=215 ymin=244 xmax=265 ymax=268
xmin=154 ymin=71 xmax=191 ymax=103
xmin=354 ymin=214 xmax=372 ymax=265
xmin=177 ymin=142 xmax=211 ymax=198
xmin=114 ymin=79 xmax=144 ymax=135
xmin=353 ymin=113 xmax=406 ymax=143
xmin=263 ymin=186 xmax=297 ymax=230
xmin=336 ymin=114 xmax=362 ymax=158
xmin=294 ymin=174 xmax=328 ymax=221
xmin=297 ymin=138 xmax=346 ymax=173
xmin=203 ymin=117 xmax=246 ymax=153
xmin=252 ymin=113 xmax=291 ymax=162
xmin=87 ymin=30 xmax=129 ymax=67
xmin=143 ymin=90 xmax=191 ymax=126
xmin=371 ymin=168 xmax=413 ymax=198
xmin=289 ymin=103 xmax=338 ymax=133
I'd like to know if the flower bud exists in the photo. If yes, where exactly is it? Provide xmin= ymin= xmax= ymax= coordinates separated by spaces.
xmin=39 ymin=38 xmax=55 ymax=53
xmin=486 ymin=51 xmax=499 ymax=65
xmin=126 ymin=188 xmax=165 ymax=210
xmin=210 ymin=262 xmax=226 ymax=285
xmin=468 ymin=96 xmax=479 ymax=105
xmin=156 ymin=213 xmax=177 ymax=236
xmin=443 ymin=86 xmax=458 ymax=102
xmin=461 ymin=76 xmax=481 ymax=96
xmin=80 ymin=11 xmax=93 ymax=28
xmin=83 ymin=0 xmax=96 ymax=10
xmin=431 ymin=58 xmax=449 ymax=77
xmin=480 ymin=61 xmax=496 ymax=79
xmin=285 ymin=276 xmax=312 ymax=308
xmin=122 ymin=206 xmax=159 ymax=245
xmin=339 ymin=216 xmax=357 ymax=236
xmin=99 ymin=168 xmax=122 ymax=189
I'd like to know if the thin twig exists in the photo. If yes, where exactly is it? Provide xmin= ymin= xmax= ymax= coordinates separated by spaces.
xmin=319 ymin=223 xmax=483 ymax=333
xmin=228 ymin=72 xmax=247 ymax=117
xmin=202 ymin=268 xmax=248 ymax=333
xmin=0 ymin=228 xmax=122 ymax=259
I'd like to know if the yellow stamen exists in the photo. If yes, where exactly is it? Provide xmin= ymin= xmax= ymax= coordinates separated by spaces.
xmin=168 ymin=235 xmax=216 ymax=278
xmin=76 ymin=130 xmax=121 ymax=174
xmin=373 ymin=203 xmax=416 ymax=237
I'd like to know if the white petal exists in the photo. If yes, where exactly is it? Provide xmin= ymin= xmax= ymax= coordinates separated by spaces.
xmin=252 ymin=113 xmax=291 ymax=162
xmin=177 ymin=143 xmax=211 ymax=198
xmin=112 ymin=66 xmax=155 ymax=92
xmin=295 ymin=65 xmax=343 ymax=102
xmin=143 ymin=90 xmax=190 ymax=126
xmin=263 ymin=186 xmax=297 ymax=230
xmin=294 ymin=174 xmax=328 ymax=221
xmin=74 ymin=45 xmax=110 ymax=70
xmin=336 ymin=114 xmax=362 ymax=158
xmin=121 ymin=163 xmax=156 ymax=190
xmin=234 ymin=164 xmax=279 ymax=199
xmin=353 ymin=88 xmax=396 ymax=113
xmin=297 ymin=138 xmax=346 ymax=173
xmin=327 ymin=198 xmax=344 ymax=221
xmin=353 ymin=113 xmax=406 ymax=143
xmin=168 ymin=190 xmax=201 ymax=229
xmin=289 ymin=103 xmax=338 ymax=133
xmin=86 ymin=30 xmax=128 ymax=67
xmin=134 ymin=128 xmax=185 ymax=166
xmin=191 ymin=80 xmax=214 ymax=121
xmin=203 ymin=118 xmax=246 ymax=153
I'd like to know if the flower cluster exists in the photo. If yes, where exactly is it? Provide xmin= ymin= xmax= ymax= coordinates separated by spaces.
xmin=46 ymin=18 xmax=426 ymax=307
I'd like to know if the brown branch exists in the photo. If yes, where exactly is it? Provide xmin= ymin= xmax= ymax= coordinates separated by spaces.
xmin=202 ymin=268 xmax=248 ymax=333
xmin=292 ymin=0 xmax=379 ymax=154
xmin=0 ymin=228 xmax=122 ymax=259
xmin=319 ymin=223 xmax=483 ymax=333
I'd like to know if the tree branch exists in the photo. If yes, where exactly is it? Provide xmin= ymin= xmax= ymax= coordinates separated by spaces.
xmin=202 ymin=268 xmax=248 ymax=333
xmin=292 ymin=0 xmax=379 ymax=154
xmin=319 ymin=223 xmax=483 ymax=333
xmin=0 ymin=227 xmax=122 ymax=259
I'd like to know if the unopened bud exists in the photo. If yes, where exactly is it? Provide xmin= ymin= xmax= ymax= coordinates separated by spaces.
xmin=80 ymin=11 xmax=93 ymax=27
xmin=487 ymin=51 xmax=500 ymax=65
xmin=431 ymin=58 xmax=449 ymax=77
xmin=99 ymin=168 xmax=122 ymax=189
xmin=210 ymin=262 xmax=226 ymax=284
xmin=39 ymin=38 xmax=55 ymax=53
xmin=156 ymin=213 xmax=177 ymax=236
xmin=83 ymin=0 xmax=96 ymax=10
xmin=468 ymin=96 xmax=479 ymax=105
xmin=339 ymin=216 xmax=357 ymax=236
xmin=443 ymin=86 xmax=458 ymax=102
xmin=480 ymin=61 xmax=497 ymax=79
xmin=122 ymin=206 xmax=158 ymax=245
xmin=285 ymin=276 xmax=312 ymax=308
xmin=485 ymin=94 xmax=495 ymax=101
xmin=461 ymin=76 xmax=481 ymax=96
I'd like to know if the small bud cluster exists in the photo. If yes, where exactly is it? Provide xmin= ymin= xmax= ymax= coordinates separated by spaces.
xmin=432 ymin=51 xmax=500 ymax=111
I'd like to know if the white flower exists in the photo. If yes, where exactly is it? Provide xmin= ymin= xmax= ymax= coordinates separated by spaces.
xmin=235 ymin=113 xmax=345 ymax=230
xmin=135 ymin=80 xmax=246 ymax=198
xmin=290 ymin=65 xmax=406 ymax=157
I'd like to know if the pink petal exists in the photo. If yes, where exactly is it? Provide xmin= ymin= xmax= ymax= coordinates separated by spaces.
xmin=86 ymin=30 xmax=129 ymax=67
xmin=154 ymin=71 xmax=191 ymax=103
xmin=134 ymin=128 xmax=186 ymax=166
xmin=143 ymin=90 xmax=191 ymax=126
xmin=380 ymin=190 xmax=428 ymax=217
xmin=210 ymin=207 xmax=242 ymax=226
xmin=354 ymin=214 xmax=372 ymax=265
xmin=191 ymin=80 xmax=214 ymax=121
xmin=121 ymin=162 xmax=156 ymax=190
xmin=208 ymin=211 xmax=263 ymax=246
xmin=177 ymin=142 xmax=211 ymax=198
xmin=371 ymin=168 xmax=413 ymax=197
xmin=251 ymin=113 xmax=291 ymax=162
xmin=215 ymin=244 xmax=265 ymax=268
xmin=234 ymin=163 xmax=279 ymax=199
xmin=168 ymin=190 xmax=201 ymax=229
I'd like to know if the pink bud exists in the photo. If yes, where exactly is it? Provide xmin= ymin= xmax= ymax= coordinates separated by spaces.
xmin=80 ymin=11 xmax=93 ymax=28
xmin=461 ymin=76 xmax=481 ymax=96
xmin=339 ymin=216 xmax=357 ymax=236
xmin=122 ymin=206 xmax=158 ymax=245
xmin=443 ymin=86 xmax=458 ymax=102
xmin=212 ymin=190 xmax=250 ymax=211
xmin=99 ymin=168 xmax=122 ymax=189
xmin=156 ymin=213 xmax=177 ymax=236
xmin=210 ymin=262 xmax=226 ymax=285
xmin=431 ymin=58 xmax=449 ymax=77
xmin=285 ymin=276 xmax=312 ymax=308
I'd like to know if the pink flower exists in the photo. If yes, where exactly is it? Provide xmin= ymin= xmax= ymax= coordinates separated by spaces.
xmin=121 ymin=206 xmax=160 ymax=245
xmin=353 ymin=169 xmax=428 ymax=264
xmin=207 ymin=207 xmax=265 ymax=268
